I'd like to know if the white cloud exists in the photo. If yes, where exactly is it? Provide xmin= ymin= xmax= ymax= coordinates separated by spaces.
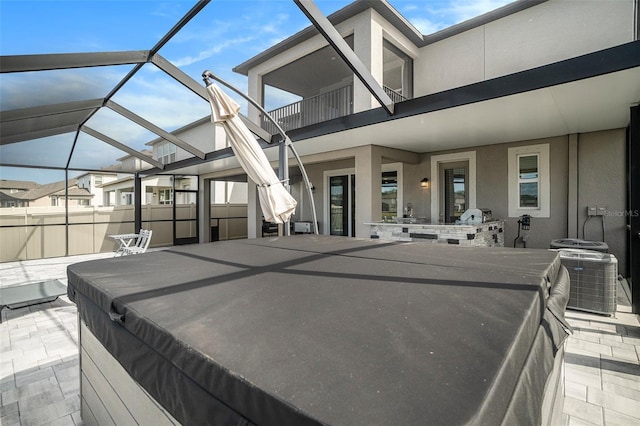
xmin=445 ymin=0 xmax=514 ymax=22
xmin=409 ymin=18 xmax=448 ymax=35
xmin=172 ymin=36 xmax=256 ymax=67
xmin=403 ymin=0 xmax=514 ymax=34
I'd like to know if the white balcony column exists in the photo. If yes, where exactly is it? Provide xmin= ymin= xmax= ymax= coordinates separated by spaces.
xmin=354 ymin=145 xmax=382 ymax=238
xmin=352 ymin=10 xmax=384 ymax=113
xmin=247 ymin=69 xmax=263 ymax=124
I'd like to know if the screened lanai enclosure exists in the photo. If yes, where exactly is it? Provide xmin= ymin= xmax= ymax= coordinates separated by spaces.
xmin=1 ymin=2 xmax=581 ymax=425
xmin=0 ymin=0 xmax=388 ymax=263
xmin=0 ymin=1 xmax=288 ymax=262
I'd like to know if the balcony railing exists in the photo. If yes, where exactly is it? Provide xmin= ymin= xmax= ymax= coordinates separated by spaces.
xmin=383 ymin=86 xmax=408 ymax=103
xmin=261 ymin=84 xmax=409 ymax=134
xmin=262 ymin=85 xmax=353 ymax=134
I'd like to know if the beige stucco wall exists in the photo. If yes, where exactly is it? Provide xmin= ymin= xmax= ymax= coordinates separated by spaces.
xmin=415 ymin=0 xmax=636 ymax=95
xmin=407 ymin=135 xmax=569 ymax=250
xmin=576 ymin=129 xmax=627 ymax=275
xmin=476 ymin=136 xmax=569 ymax=250
xmin=386 ymin=129 xmax=628 ymax=273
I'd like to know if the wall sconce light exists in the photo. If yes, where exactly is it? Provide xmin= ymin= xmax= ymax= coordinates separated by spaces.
xmin=420 ymin=178 xmax=430 ymax=189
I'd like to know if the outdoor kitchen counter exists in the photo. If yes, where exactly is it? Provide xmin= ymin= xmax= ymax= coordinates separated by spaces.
xmin=367 ymin=220 xmax=505 ymax=247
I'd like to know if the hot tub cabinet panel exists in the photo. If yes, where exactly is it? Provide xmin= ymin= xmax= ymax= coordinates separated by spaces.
xmin=368 ymin=220 xmax=505 ymax=246
xmin=79 ymin=320 xmax=179 ymax=426
xmin=67 ymin=235 xmax=569 ymax=426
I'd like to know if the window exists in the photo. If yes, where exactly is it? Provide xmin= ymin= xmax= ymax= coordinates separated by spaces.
xmin=381 ymin=171 xmax=398 ymax=220
xmin=324 ymin=164 xmax=402 ymax=236
xmin=431 ymin=151 xmax=476 ymax=223
xmin=159 ymin=189 xmax=173 ymax=205
xmin=158 ymin=142 xmax=176 ymax=165
xmin=441 ymin=163 xmax=468 ymax=223
xmin=517 ymin=154 xmax=539 ymax=208
xmin=383 ymin=40 xmax=413 ymax=101
xmin=508 ymin=144 xmax=549 ymax=217
xmin=95 ymin=175 xmax=103 ymax=185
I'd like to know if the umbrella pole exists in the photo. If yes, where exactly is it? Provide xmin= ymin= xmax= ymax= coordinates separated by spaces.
xmin=203 ymin=70 xmax=319 ymax=235
xmin=286 ymin=138 xmax=319 ymax=235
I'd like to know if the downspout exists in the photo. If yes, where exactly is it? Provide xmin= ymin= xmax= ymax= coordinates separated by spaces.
xmin=568 ymin=134 xmax=579 ymax=238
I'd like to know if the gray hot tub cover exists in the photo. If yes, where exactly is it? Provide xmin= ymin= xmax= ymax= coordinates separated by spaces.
xmin=68 ymin=235 xmax=570 ymax=425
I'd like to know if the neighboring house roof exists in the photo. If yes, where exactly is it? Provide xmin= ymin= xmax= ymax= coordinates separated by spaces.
xmin=5 ymin=178 xmax=88 ymax=201
xmin=98 ymin=176 xmax=134 ymax=188
xmin=116 ymin=149 xmax=153 ymax=162
xmin=145 ymin=117 xmax=211 ymax=146
xmin=233 ymin=0 xmax=546 ymax=75
xmin=0 ymin=179 xmax=39 ymax=192
xmin=75 ymin=171 xmax=118 ymax=179
xmin=50 ymin=187 xmax=93 ymax=198
xmin=0 ymin=191 xmax=25 ymax=203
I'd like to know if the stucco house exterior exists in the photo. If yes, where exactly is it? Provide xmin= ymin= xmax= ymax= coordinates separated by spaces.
xmin=99 ymin=149 xmax=198 ymax=206
xmin=182 ymin=0 xmax=638 ymax=280
xmin=75 ymin=172 xmax=118 ymax=206
xmin=1 ymin=0 xmax=638 ymax=308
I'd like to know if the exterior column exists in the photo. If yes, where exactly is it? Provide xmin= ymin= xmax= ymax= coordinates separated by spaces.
xmin=355 ymin=146 xmax=381 ymax=238
xmin=247 ymin=178 xmax=259 ymax=239
xmin=352 ymin=11 xmax=384 ymax=113
xmin=199 ymin=176 xmax=209 ymax=243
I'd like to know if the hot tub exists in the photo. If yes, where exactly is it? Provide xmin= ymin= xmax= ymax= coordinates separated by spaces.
xmin=68 ymin=235 xmax=569 ymax=425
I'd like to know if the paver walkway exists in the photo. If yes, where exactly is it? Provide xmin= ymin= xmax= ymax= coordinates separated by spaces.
xmin=1 ymin=252 xmax=639 ymax=425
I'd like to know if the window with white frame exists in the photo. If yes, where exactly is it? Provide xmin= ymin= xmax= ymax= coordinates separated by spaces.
xmin=158 ymin=142 xmax=176 ymax=165
xmin=159 ymin=189 xmax=173 ymax=205
xmin=517 ymin=154 xmax=539 ymax=208
xmin=508 ymin=144 xmax=549 ymax=218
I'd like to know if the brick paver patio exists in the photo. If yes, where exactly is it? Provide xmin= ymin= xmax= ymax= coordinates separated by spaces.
xmin=1 ymin=253 xmax=639 ymax=425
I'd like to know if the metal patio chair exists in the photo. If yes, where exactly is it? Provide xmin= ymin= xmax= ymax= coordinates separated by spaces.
xmin=122 ymin=229 xmax=152 ymax=256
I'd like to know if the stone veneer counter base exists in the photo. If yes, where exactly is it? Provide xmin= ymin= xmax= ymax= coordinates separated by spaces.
xmin=367 ymin=220 xmax=505 ymax=247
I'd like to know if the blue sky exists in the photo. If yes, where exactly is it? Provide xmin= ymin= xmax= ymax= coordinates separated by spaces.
xmin=0 ymin=0 xmax=512 ymax=183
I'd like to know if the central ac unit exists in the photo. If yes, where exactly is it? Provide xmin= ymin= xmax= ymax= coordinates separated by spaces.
xmin=557 ymin=249 xmax=618 ymax=315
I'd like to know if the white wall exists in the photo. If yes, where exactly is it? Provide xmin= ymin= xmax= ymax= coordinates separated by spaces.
xmin=246 ymin=7 xmax=420 ymax=119
xmin=415 ymin=0 xmax=635 ymax=95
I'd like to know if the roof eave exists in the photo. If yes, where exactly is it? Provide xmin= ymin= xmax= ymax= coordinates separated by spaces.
xmin=233 ymin=0 xmax=424 ymax=76
xmin=232 ymin=0 xmax=547 ymax=76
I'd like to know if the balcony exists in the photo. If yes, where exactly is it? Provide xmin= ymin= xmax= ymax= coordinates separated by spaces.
xmin=261 ymin=85 xmax=408 ymax=134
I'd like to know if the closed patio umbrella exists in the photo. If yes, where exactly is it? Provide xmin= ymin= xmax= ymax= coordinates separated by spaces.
xmin=206 ymin=83 xmax=297 ymax=224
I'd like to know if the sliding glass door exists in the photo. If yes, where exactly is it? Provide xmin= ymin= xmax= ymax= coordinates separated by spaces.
xmin=329 ymin=174 xmax=355 ymax=237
